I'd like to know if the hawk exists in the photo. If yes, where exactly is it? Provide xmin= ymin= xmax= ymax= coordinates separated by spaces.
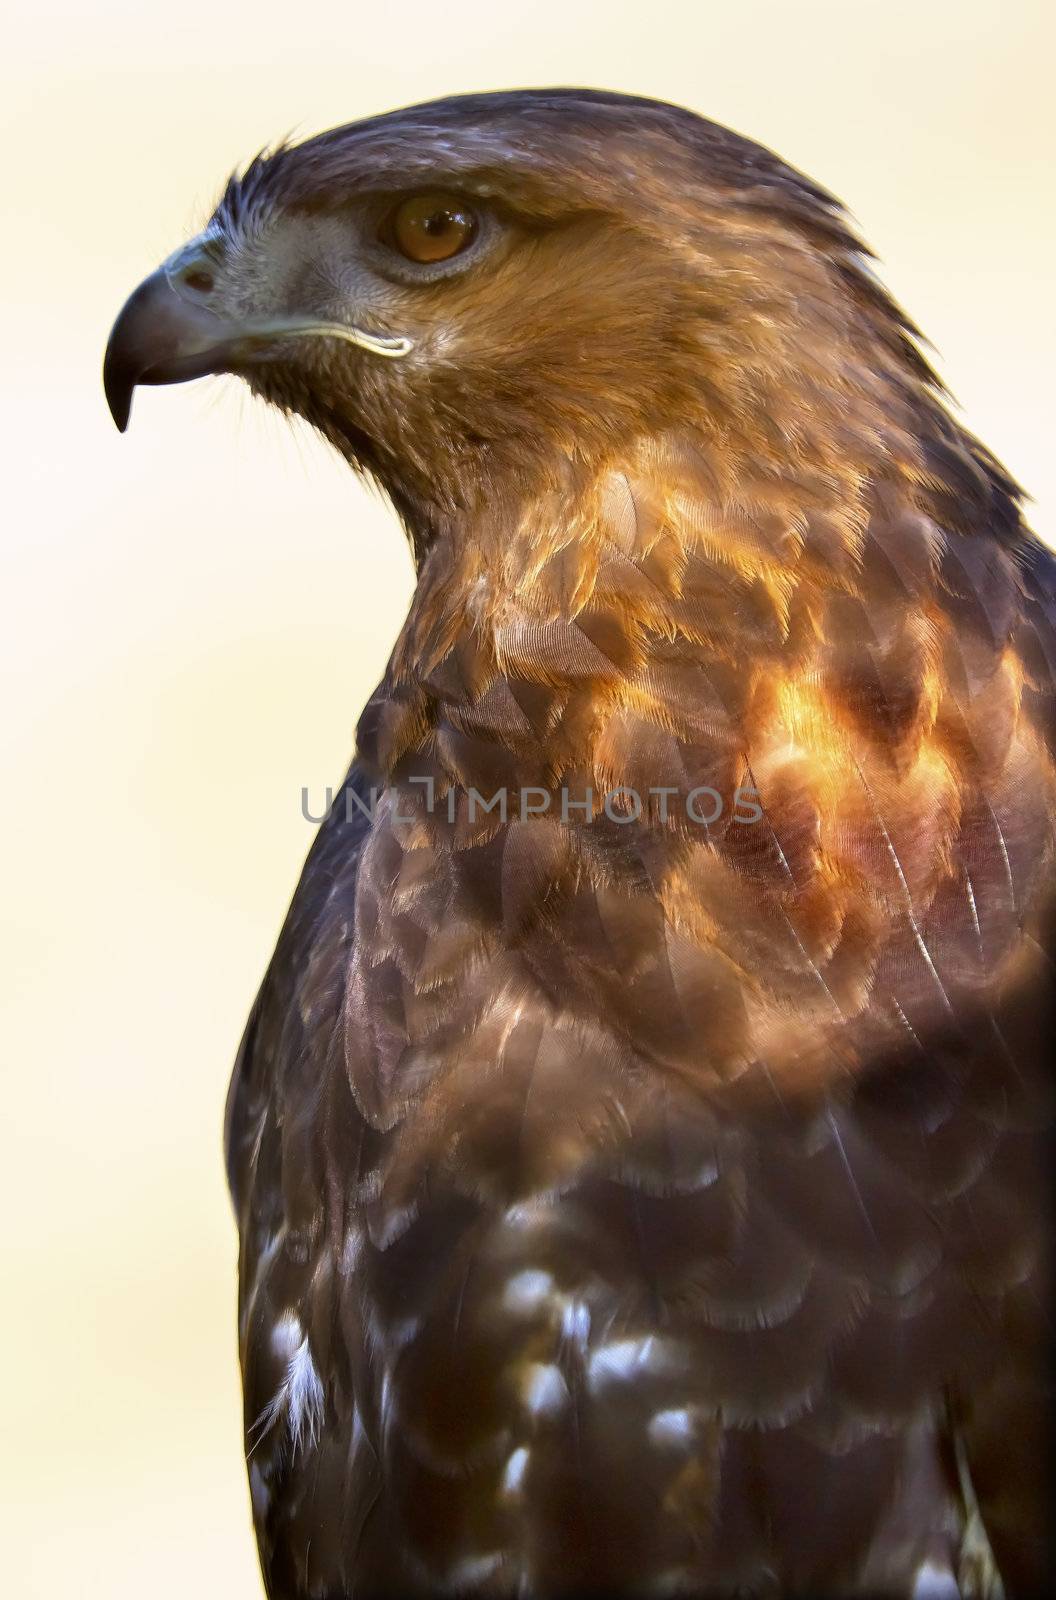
xmin=104 ymin=89 xmax=1054 ymax=1596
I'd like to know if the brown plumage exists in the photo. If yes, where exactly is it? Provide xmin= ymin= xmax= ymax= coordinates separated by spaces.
xmin=104 ymin=89 xmax=1054 ymax=1596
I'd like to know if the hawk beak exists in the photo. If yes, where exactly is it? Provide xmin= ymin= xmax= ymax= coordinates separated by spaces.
xmin=104 ymin=253 xmax=415 ymax=434
xmin=103 ymin=263 xmax=246 ymax=433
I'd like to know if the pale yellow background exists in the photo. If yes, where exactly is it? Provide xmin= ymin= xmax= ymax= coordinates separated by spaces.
xmin=1 ymin=1 xmax=1052 ymax=1594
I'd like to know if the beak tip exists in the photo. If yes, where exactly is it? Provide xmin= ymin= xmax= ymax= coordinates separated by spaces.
xmin=103 ymin=344 xmax=135 ymax=433
xmin=106 ymin=391 xmax=132 ymax=433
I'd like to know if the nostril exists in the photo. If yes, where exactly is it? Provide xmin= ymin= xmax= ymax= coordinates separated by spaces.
xmin=182 ymin=267 xmax=215 ymax=294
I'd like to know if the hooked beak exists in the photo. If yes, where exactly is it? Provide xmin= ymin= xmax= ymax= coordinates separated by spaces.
xmin=103 ymin=264 xmax=245 ymax=433
xmin=104 ymin=249 xmax=414 ymax=432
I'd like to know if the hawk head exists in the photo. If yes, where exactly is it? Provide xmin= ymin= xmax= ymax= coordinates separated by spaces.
xmin=104 ymin=88 xmax=931 ymax=553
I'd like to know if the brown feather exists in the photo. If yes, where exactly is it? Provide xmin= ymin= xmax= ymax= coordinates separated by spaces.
xmin=175 ymin=88 xmax=1056 ymax=1597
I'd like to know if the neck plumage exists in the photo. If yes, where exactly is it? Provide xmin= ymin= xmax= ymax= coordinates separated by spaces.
xmin=348 ymin=392 xmax=1053 ymax=1103
xmin=362 ymin=402 xmax=920 ymax=809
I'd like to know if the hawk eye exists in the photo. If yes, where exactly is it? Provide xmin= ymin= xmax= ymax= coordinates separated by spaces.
xmin=388 ymin=194 xmax=477 ymax=264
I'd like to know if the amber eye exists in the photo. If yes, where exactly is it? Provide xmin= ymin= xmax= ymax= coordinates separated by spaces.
xmin=388 ymin=193 xmax=477 ymax=264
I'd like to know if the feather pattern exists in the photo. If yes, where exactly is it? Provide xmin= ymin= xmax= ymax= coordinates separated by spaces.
xmin=195 ymin=90 xmax=1056 ymax=1597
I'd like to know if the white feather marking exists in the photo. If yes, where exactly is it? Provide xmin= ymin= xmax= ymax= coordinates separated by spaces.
xmin=825 ymin=1110 xmax=877 ymax=1242
xmin=285 ymin=1334 xmax=325 ymax=1453
xmin=912 ymin=1559 xmax=960 ymax=1598
xmin=342 ymin=1227 xmax=363 ymax=1272
xmin=856 ymin=761 xmax=952 ymax=1013
xmin=521 ymin=1363 xmax=569 ymax=1416
xmin=270 ymin=1310 xmax=304 ymax=1359
xmin=587 ymin=1335 xmax=679 ymax=1392
xmin=502 ymin=1198 xmax=556 ymax=1230
xmin=239 ymin=1226 xmax=286 ymax=1341
xmin=379 ymin=1369 xmax=394 ymax=1431
xmin=560 ymin=1297 xmax=591 ymax=1351
xmin=247 ymin=1313 xmax=324 ymax=1458
xmin=446 ymin=1553 xmax=505 ymax=1588
xmin=502 ymin=1446 xmax=530 ymax=1496
xmin=964 ymin=872 xmax=983 ymax=948
xmin=983 ymin=796 xmax=1017 ymax=913
xmin=648 ymin=1407 xmax=695 ymax=1445
xmin=503 ymin=1270 xmax=555 ymax=1313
